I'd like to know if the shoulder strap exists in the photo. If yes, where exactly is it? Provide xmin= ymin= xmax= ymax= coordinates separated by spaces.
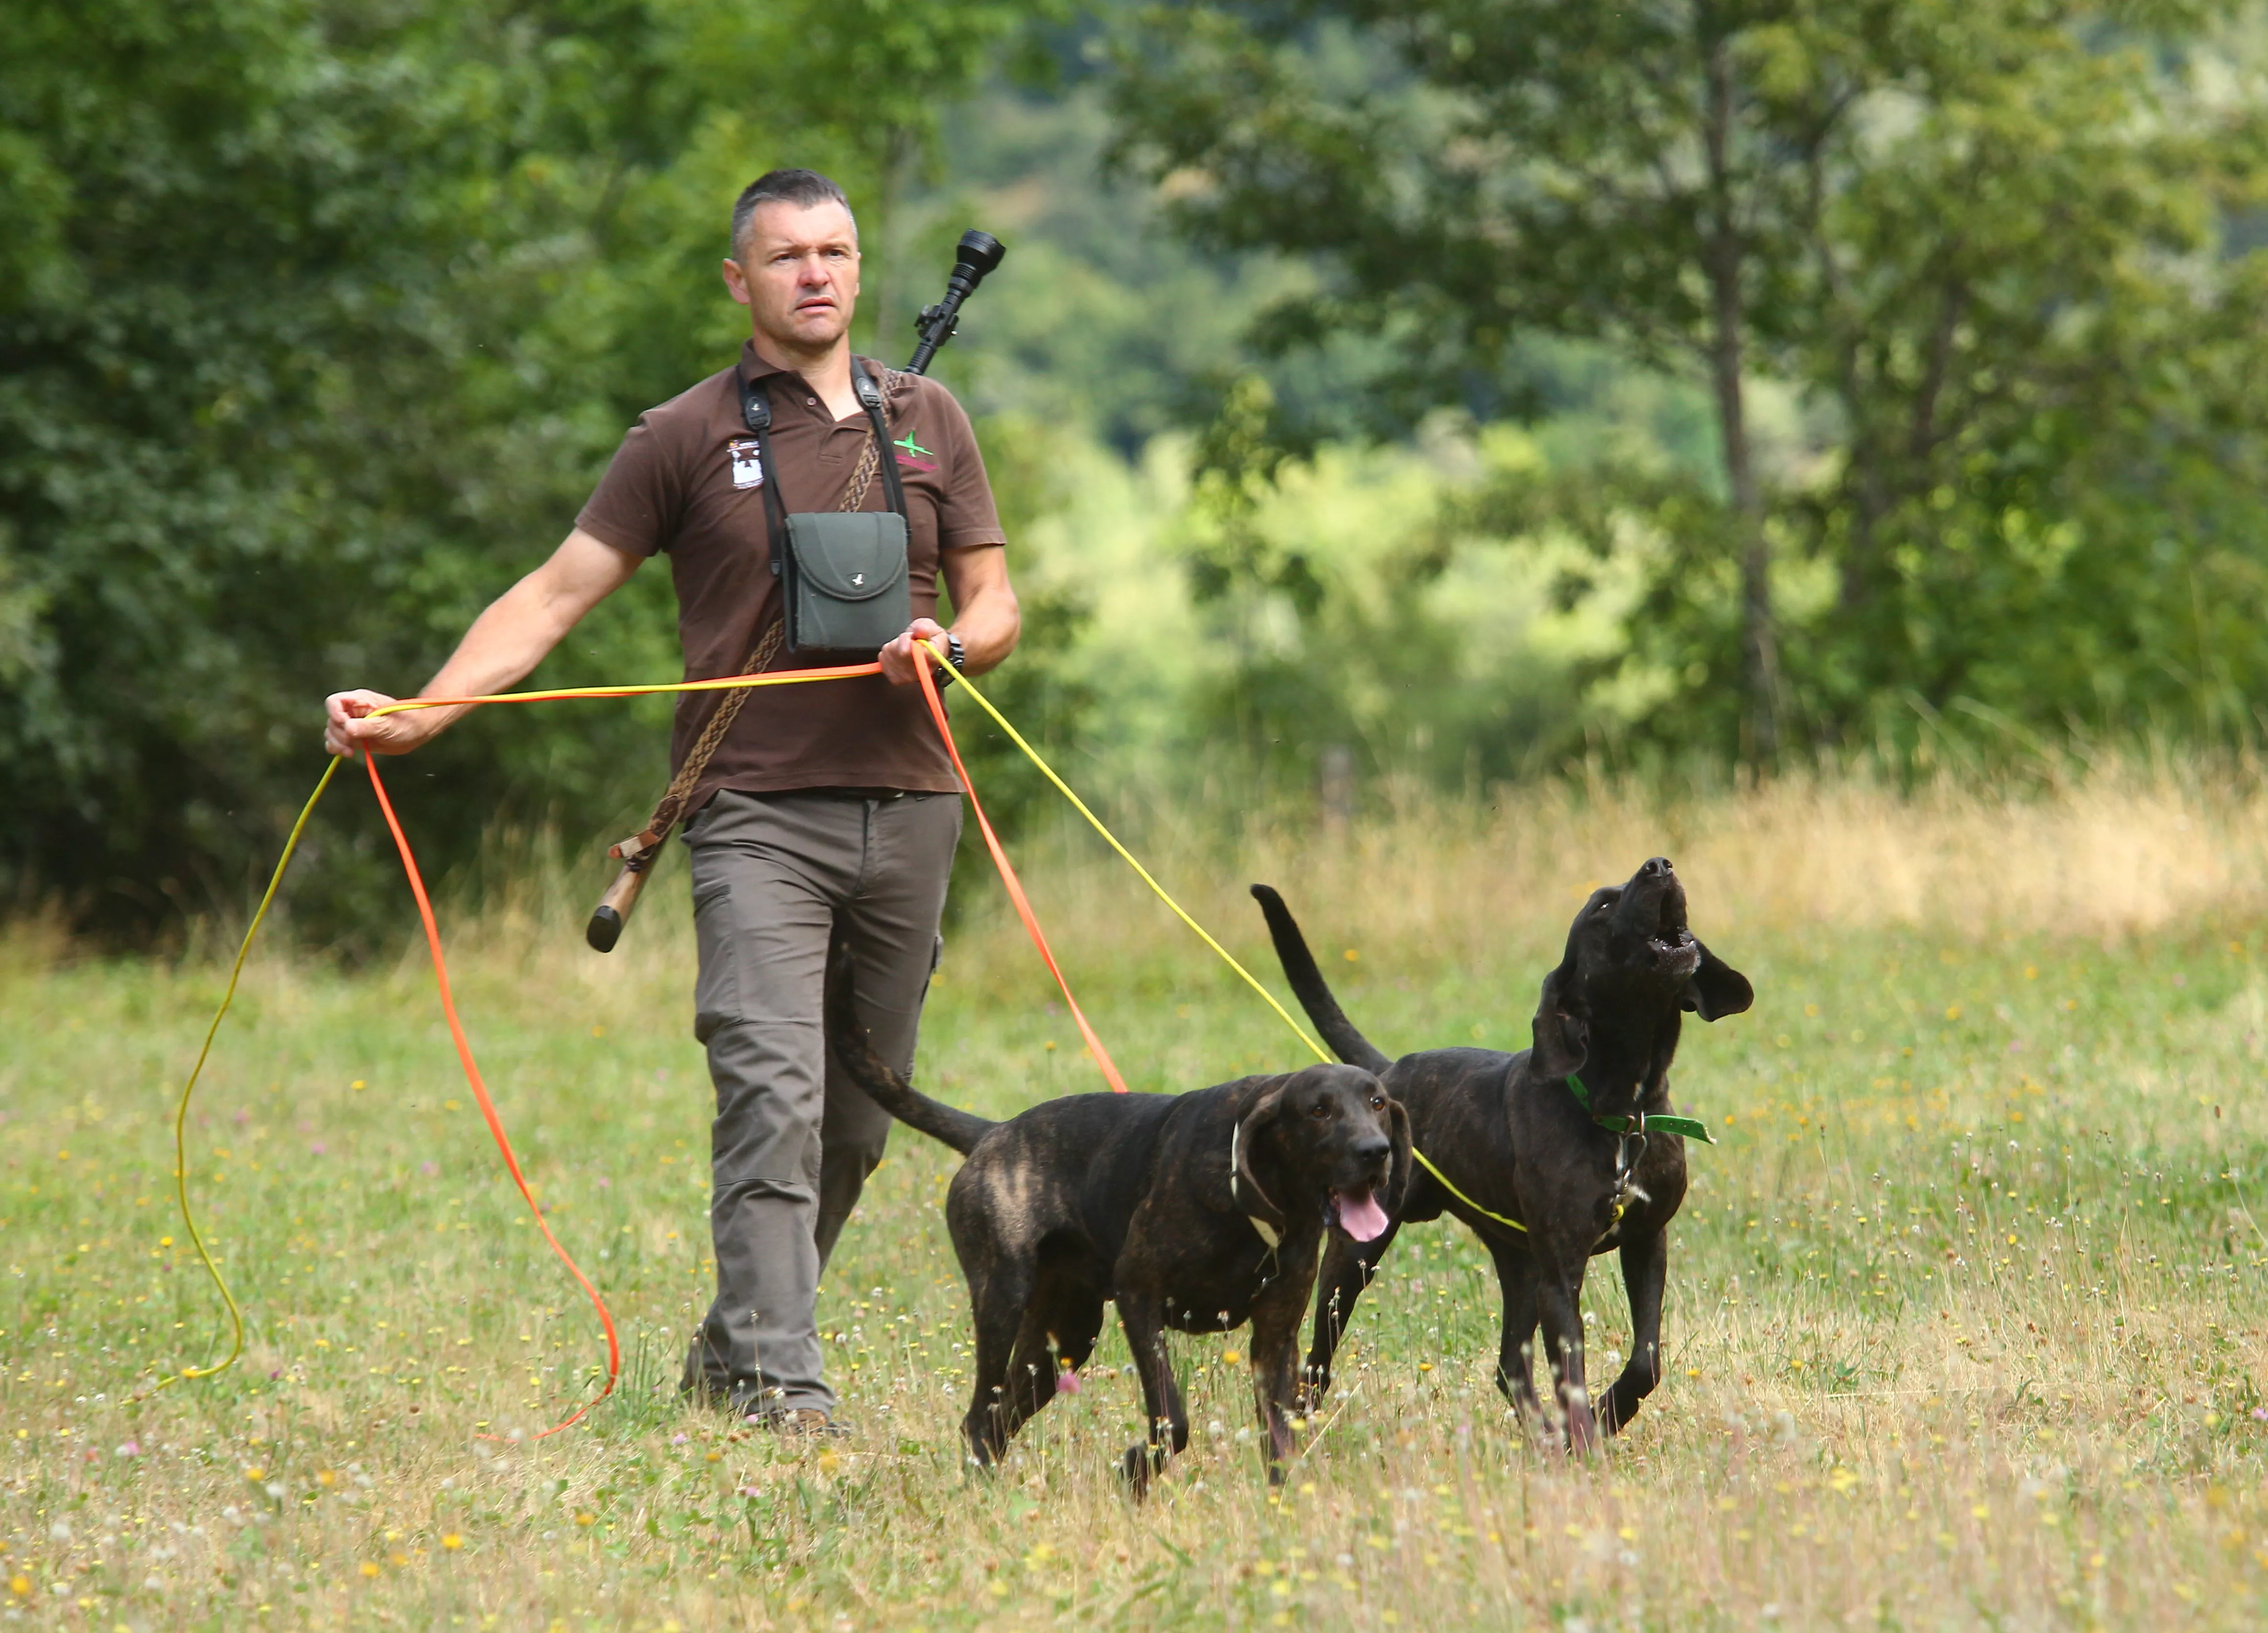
xmin=736 ymin=370 xmax=790 ymax=575
xmin=850 ymin=357 xmax=910 ymax=520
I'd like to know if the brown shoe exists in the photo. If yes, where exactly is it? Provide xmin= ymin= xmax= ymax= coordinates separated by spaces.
xmin=763 ymin=1407 xmax=851 ymax=1438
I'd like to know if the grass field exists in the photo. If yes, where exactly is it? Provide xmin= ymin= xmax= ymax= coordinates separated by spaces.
xmin=6 ymin=765 xmax=2268 ymax=1630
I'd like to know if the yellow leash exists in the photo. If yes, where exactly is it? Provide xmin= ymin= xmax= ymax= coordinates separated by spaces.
xmin=939 ymin=659 xmax=1329 ymax=1063
xmin=159 ymin=653 xmax=1519 ymax=1396
xmin=144 ymin=755 xmax=343 ymax=1395
xmin=1409 ymin=1149 xmax=1526 ymax=1234
xmin=151 ymin=660 xmax=883 ymax=1395
xmin=942 ymin=659 xmax=1529 ymax=1237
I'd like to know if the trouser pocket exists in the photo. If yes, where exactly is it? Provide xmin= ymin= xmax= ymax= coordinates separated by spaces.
xmin=690 ymin=878 xmax=736 ymax=1045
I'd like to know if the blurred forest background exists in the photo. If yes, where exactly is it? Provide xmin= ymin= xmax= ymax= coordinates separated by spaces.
xmin=8 ymin=0 xmax=2268 ymax=942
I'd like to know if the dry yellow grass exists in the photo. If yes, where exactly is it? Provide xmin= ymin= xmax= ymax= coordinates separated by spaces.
xmin=4 ymin=760 xmax=2267 ymax=1629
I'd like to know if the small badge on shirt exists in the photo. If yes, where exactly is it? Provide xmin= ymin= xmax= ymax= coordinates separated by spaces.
xmin=727 ymin=438 xmax=764 ymax=489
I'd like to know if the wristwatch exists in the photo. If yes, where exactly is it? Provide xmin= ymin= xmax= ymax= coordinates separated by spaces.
xmin=933 ymin=631 xmax=966 ymax=688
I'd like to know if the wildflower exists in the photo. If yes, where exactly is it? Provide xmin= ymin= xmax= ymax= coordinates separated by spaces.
xmin=351 ymin=1081 xmax=366 ymax=1091
xmin=574 ymin=1512 xmax=596 ymax=1527
xmin=359 ymin=1563 xmax=379 ymax=1579
xmin=441 ymin=1535 xmax=463 ymax=1551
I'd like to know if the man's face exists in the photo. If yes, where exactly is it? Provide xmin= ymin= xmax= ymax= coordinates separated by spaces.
xmin=723 ymin=199 xmax=860 ymax=354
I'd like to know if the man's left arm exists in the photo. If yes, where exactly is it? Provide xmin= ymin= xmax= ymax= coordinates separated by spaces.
xmin=879 ymin=544 xmax=1019 ymax=685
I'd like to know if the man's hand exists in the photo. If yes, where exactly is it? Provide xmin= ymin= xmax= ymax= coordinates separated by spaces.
xmin=325 ymin=691 xmax=446 ymax=758
xmin=879 ymin=618 xmax=951 ymax=687
xmin=878 ymin=547 xmax=1021 ymax=688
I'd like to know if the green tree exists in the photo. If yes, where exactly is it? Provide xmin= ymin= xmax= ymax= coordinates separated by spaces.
xmin=1105 ymin=0 xmax=2268 ymax=764
xmin=0 ymin=0 xmax=1056 ymax=941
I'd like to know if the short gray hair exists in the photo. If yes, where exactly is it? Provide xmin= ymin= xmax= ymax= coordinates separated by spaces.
xmin=730 ymin=170 xmax=854 ymax=262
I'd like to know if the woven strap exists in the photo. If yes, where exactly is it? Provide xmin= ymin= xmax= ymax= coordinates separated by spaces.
xmin=610 ymin=384 xmax=893 ymax=867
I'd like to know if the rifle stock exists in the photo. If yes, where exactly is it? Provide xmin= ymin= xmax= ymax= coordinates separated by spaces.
xmin=585 ymin=859 xmax=651 ymax=953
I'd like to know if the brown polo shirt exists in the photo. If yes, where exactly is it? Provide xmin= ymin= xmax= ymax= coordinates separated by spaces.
xmin=575 ymin=343 xmax=1005 ymax=806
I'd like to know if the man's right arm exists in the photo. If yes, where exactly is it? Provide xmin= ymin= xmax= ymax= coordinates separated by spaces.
xmin=324 ymin=528 xmax=643 ymax=757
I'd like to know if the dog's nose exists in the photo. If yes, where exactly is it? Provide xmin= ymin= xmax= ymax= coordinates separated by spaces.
xmin=1641 ymin=856 xmax=1673 ymax=877
xmin=1353 ymin=1135 xmax=1391 ymax=1167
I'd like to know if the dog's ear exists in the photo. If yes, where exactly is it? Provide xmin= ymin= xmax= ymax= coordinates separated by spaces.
xmin=1384 ymin=1096 xmax=1414 ymax=1211
xmin=1232 ymin=1079 xmax=1288 ymax=1202
xmin=1682 ymin=940 xmax=1754 ymax=1022
xmin=1530 ymin=963 xmax=1590 ymax=1080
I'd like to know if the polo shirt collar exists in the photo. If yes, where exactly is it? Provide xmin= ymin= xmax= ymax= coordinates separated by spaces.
xmin=737 ymin=341 xmax=884 ymax=393
xmin=739 ymin=340 xmax=797 ymax=387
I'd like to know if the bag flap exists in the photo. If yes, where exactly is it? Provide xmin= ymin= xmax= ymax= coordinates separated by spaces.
xmin=785 ymin=512 xmax=909 ymax=602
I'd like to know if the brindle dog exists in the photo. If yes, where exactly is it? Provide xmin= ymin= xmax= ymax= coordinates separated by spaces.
xmin=825 ymin=978 xmax=1409 ymax=1489
xmin=1251 ymin=858 xmax=1751 ymax=1450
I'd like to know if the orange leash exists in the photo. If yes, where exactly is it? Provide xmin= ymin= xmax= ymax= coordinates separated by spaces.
xmin=362 ymin=750 xmax=622 ymax=1437
xmin=914 ymin=653 xmax=1129 ymax=1092
xmin=159 ymin=653 xmax=1128 ymax=1431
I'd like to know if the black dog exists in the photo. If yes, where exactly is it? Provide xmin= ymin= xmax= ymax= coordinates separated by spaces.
xmin=825 ymin=979 xmax=1408 ymax=1488
xmin=1252 ymin=858 xmax=1751 ymax=1450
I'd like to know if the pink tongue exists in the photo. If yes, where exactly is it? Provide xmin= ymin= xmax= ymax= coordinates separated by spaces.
xmin=1336 ymin=1189 xmax=1389 ymax=1242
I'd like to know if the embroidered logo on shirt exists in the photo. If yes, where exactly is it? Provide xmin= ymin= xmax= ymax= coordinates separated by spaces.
xmin=892 ymin=432 xmax=938 ymax=474
xmin=727 ymin=438 xmax=764 ymax=489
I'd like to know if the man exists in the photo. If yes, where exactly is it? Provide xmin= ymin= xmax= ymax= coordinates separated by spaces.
xmin=325 ymin=168 xmax=1020 ymax=1433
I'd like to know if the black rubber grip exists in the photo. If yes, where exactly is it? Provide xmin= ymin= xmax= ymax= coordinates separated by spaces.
xmin=586 ymin=905 xmax=623 ymax=954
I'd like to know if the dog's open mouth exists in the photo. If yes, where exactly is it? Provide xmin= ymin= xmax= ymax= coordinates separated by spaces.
xmin=1647 ymin=894 xmax=1699 ymax=969
xmin=1331 ymin=1186 xmax=1389 ymax=1242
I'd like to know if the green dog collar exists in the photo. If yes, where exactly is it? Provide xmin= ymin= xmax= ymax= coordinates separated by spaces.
xmin=1566 ymin=1072 xmax=1715 ymax=1146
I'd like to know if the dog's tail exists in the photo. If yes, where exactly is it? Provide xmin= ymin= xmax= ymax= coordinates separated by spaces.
xmin=824 ymin=953 xmax=993 ymax=1156
xmin=1249 ymin=884 xmax=1394 ymax=1075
